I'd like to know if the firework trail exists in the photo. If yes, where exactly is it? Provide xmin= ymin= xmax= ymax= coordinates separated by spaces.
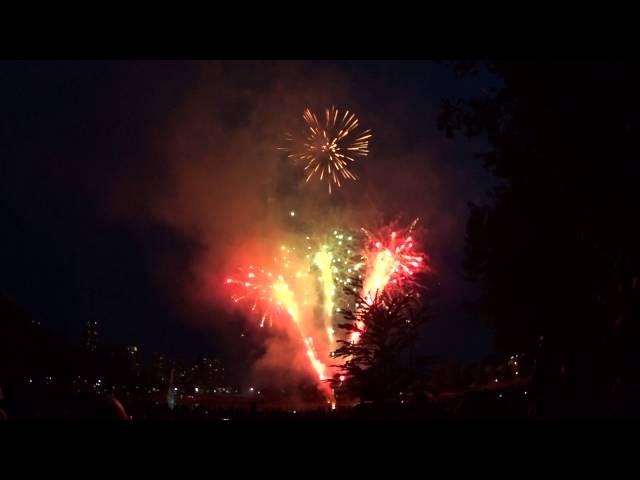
xmin=313 ymin=247 xmax=336 ymax=343
xmin=282 ymin=106 xmax=372 ymax=194
xmin=225 ymin=241 xmax=333 ymax=399
xmin=271 ymin=276 xmax=329 ymax=383
xmin=309 ymin=229 xmax=363 ymax=346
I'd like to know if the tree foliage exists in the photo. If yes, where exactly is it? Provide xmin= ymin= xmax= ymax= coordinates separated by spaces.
xmin=330 ymin=288 xmax=430 ymax=404
xmin=439 ymin=61 xmax=640 ymax=416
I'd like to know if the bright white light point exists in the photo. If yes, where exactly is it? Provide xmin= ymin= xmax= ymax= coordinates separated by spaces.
xmin=195 ymin=387 xmax=199 ymax=393
xmin=290 ymin=211 xmax=295 ymax=216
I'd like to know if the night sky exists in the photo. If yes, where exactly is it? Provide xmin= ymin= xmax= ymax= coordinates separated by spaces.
xmin=1 ymin=61 xmax=498 ymax=383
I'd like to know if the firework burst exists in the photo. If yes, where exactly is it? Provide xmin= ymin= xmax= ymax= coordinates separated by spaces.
xmin=282 ymin=106 xmax=372 ymax=194
xmin=224 ymin=221 xmax=428 ymax=403
xmin=361 ymin=218 xmax=427 ymax=301
xmin=352 ymin=219 xmax=428 ymax=344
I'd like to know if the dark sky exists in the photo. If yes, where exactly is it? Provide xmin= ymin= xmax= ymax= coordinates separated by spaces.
xmin=1 ymin=61 xmax=498 ymax=383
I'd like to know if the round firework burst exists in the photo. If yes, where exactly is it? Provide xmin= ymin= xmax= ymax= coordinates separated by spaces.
xmin=282 ymin=106 xmax=372 ymax=194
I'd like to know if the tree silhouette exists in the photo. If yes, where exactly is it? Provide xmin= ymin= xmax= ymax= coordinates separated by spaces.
xmin=439 ymin=61 xmax=640 ymax=416
xmin=329 ymin=288 xmax=430 ymax=405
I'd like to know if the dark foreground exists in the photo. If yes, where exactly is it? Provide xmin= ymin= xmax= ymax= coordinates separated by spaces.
xmin=4 ymin=384 xmax=632 ymax=420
